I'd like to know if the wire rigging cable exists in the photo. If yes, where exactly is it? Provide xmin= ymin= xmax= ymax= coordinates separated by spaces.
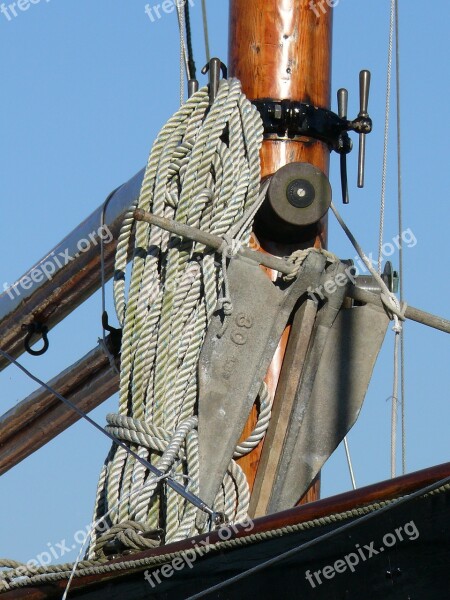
xmin=185 ymin=475 xmax=450 ymax=599
xmin=175 ymin=1 xmax=188 ymax=104
xmin=343 ymin=436 xmax=357 ymax=490
xmin=184 ymin=0 xmax=196 ymax=80
xmin=394 ymin=0 xmax=406 ymax=476
xmin=378 ymin=0 xmax=396 ymax=275
xmin=201 ymin=0 xmax=211 ymax=64
xmin=377 ymin=0 xmax=404 ymax=480
xmin=0 ymin=348 xmax=216 ymax=520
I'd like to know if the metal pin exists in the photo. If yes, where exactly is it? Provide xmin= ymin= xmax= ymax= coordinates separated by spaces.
xmin=337 ymin=88 xmax=350 ymax=204
xmin=358 ymin=70 xmax=371 ymax=188
xmin=188 ymin=79 xmax=199 ymax=98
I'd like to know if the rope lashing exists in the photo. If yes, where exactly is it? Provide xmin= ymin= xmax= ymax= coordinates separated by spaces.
xmin=94 ymin=521 xmax=162 ymax=560
xmin=283 ymin=247 xmax=339 ymax=283
xmin=217 ymin=234 xmax=242 ymax=317
xmin=89 ymin=78 xmax=265 ymax=555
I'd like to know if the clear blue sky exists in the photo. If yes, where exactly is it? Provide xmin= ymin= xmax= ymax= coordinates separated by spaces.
xmin=0 ymin=0 xmax=448 ymax=565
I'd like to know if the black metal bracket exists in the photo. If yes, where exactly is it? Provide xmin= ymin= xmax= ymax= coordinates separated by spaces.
xmin=252 ymin=99 xmax=371 ymax=154
xmin=252 ymin=70 xmax=373 ymax=205
xmin=102 ymin=311 xmax=122 ymax=356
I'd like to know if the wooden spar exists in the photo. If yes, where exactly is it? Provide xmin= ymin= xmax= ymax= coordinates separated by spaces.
xmin=0 ymin=338 xmax=119 ymax=475
xmin=0 ymin=170 xmax=143 ymax=373
xmin=229 ymin=0 xmax=333 ymax=502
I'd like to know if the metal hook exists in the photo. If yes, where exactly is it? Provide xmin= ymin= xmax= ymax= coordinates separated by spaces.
xmin=22 ymin=322 xmax=49 ymax=356
xmin=102 ymin=310 xmax=122 ymax=356
xmin=201 ymin=58 xmax=228 ymax=105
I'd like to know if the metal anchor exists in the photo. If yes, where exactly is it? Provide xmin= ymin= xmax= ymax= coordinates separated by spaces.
xmin=258 ymin=263 xmax=389 ymax=514
xmin=196 ymin=251 xmax=327 ymax=527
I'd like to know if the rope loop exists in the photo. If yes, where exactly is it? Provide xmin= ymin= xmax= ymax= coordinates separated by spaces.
xmin=217 ymin=234 xmax=242 ymax=317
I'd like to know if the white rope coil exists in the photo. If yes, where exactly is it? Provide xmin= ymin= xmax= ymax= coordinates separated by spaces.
xmin=89 ymin=78 xmax=264 ymax=555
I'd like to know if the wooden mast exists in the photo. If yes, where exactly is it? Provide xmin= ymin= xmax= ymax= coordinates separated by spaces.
xmin=229 ymin=0 xmax=333 ymax=504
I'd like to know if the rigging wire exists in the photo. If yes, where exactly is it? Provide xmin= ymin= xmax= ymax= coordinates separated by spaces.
xmin=343 ymin=436 xmax=357 ymax=490
xmin=379 ymin=0 xmax=400 ymax=479
xmin=186 ymin=474 xmax=450 ymax=599
xmin=201 ymin=0 xmax=211 ymax=64
xmin=100 ymin=190 xmax=120 ymax=376
xmin=175 ymin=1 xmax=189 ymax=104
xmin=0 ymin=347 xmax=219 ymax=522
xmin=394 ymin=0 xmax=406 ymax=476
xmin=184 ymin=0 xmax=196 ymax=80
xmin=63 ymin=473 xmax=169 ymax=600
xmin=378 ymin=0 xmax=396 ymax=274
xmin=391 ymin=331 xmax=400 ymax=479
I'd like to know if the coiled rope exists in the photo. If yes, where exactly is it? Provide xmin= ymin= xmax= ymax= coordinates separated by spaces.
xmin=89 ymin=78 xmax=266 ymax=556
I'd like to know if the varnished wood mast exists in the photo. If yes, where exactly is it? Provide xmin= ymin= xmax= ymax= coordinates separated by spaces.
xmin=229 ymin=0 xmax=333 ymax=503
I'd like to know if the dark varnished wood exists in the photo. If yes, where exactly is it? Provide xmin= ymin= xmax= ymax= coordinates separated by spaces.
xmin=4 ymin=462 xmax=449 ymax=599
xmin=0 ymin=340 xmax=118 ymax=475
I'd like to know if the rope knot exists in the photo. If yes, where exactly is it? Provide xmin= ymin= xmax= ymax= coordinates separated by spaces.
xmin=218 ymin=234 xmax=242 ymax=258
xmin=380 ymin=292 xmax=407 ymax=334
xmin=94 ymin=521 xmax=163 ymax=559
xmin=284 ymin=247 xmax=338 ymax=281
xmin=217 ymin=234 xmax=241 ymax=317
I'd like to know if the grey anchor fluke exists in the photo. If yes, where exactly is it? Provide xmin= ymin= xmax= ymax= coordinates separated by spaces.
xmin=265 ymin=264 xmax=389 ymax=513
xmin=196 ymin=251 xmax=327 ymax=528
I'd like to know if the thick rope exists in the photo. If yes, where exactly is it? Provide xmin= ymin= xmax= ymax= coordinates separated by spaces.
xmin=283 ymin=247 xmax=338 ymax=282
xmin=234 ymin=382 xmax=272 ymax=459
xmin=89 ymin=79 xmax=264 ymax=556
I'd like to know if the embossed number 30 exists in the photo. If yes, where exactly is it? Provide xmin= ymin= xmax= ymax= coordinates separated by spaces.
xmin=231 ymin=313 xmax=253 ymax=346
